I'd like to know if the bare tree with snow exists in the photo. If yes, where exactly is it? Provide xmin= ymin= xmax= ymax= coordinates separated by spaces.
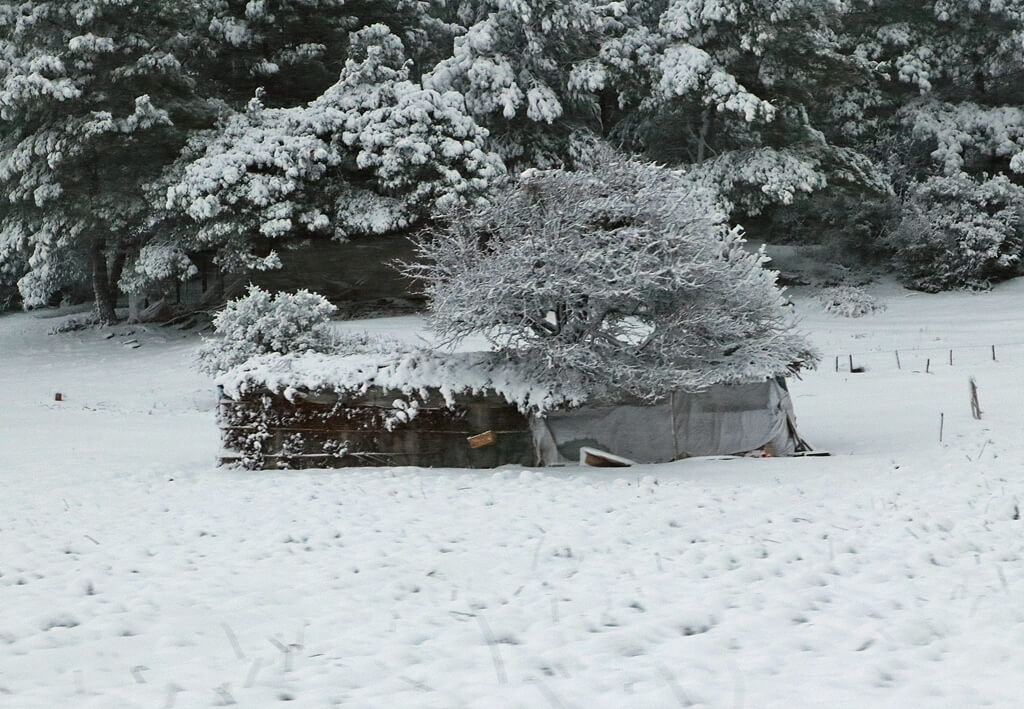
xmin=410 ymin=158 xmax=817 ymax=400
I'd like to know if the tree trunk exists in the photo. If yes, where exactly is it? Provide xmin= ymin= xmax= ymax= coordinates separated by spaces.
xmin=697 ymin=107 xmax=716 ymax=163
xmin=90 ymin=239 xmax=120 ymax=324
xmin=599 ymin=89 xmax=619 ymax=138
xmin=108 ymin=243 xmax=127 ymax=298
xmin=128 ymin=292 xmax=143 ymax=323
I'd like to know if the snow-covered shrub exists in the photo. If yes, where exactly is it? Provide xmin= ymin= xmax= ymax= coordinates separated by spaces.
xmin=330 ymin=331 xmax=404 ymax=358
xmin=817 ymin=286 xmax=884 ymax=318
xmin=196 ymin=286 xmax=338 ymax=375
xmin=409 ymin=159 xmax=818 ymax=400
xmin=889 ymin=174 xmax=1024 ymax=292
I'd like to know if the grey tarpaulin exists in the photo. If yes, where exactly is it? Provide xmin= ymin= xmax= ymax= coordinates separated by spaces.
xmin=532 ymin=378 xmax=809 ymax=465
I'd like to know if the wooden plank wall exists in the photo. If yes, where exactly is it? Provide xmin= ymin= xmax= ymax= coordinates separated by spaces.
xmin=219 ymin=387 xmax=535 ymax=470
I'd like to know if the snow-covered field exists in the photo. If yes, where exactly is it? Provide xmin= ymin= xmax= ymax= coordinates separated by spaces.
xmin=3 ymin=280 xmax=1024 ymax=708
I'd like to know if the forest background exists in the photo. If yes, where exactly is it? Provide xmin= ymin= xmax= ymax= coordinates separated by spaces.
xmin=4 ymin=0 xmax=1024 ymax=321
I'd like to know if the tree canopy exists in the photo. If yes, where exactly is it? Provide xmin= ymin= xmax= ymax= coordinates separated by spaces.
xmin=0 ymin=0 xmax=219 ymax=320
xmin=411 ymin=159 xmax=818 ymax=398
xmin=3 ymin=0 xmax=1024 ymax=320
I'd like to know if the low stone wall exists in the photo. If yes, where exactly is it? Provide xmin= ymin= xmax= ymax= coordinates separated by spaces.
xmin=218 ymin=386 xmax=534 ymax=470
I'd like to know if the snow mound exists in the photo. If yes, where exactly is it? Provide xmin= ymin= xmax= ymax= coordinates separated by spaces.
xmin=217 ymin=349 xmax=588 ymax=413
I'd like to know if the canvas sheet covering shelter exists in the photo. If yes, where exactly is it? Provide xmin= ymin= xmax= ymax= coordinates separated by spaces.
xmin=533 ymin=378 xmax=806 ymax=465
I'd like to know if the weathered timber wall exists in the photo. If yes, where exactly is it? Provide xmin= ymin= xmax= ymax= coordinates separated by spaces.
xmin=219 ymin=387 xmax=534 ymax=470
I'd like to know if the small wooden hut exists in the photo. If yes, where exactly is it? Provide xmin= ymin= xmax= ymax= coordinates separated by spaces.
xmin=215 ymin=350 xmax=811 ymax=470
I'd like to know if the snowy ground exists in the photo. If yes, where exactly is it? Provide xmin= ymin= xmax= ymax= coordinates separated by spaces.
xmin=2 ymin=280 xmax=1024 ymax=708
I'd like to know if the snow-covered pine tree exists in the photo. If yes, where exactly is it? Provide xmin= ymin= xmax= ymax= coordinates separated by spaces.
xmin=580 ymin=0 xmax=894 ymax=249
xmin=166 ymin=25 xmax=504 ymax=275
xmin=0 ymin=249 xmax=24 ymax=312
xmin=120 ymin=2 xmax=449 ymax=304
xmin=411 ymin=158 xmax=818 ymax=400
xmin=843 ymin=0 xmax=1024 ymax=102
xmin=838 ymin=1 xmax=1024 ymax=284
xmin=203 ymin=0 xmax=447 ymax=109
xmin=0 ymin=1 xmax=218 ymax=322
xmin=424 ymin=0 xmax=644 ymax=169
xmin=841 ymin=0 xmax=1024 ymax=178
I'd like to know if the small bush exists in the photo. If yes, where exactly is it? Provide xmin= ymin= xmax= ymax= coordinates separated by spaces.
xmin=817 ymin=286 xmax=884 ymax=318
xmin=196 ymin=286 xmax=338 ymax=375
xmin=889 ymin=173 xmax=1024 ymax=292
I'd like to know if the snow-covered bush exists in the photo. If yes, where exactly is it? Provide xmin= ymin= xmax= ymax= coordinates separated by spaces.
xmin=818 ymin=286 xmax=884 ymax=318
xmin=196 ymin=286 xmax=338 ymax=375
xmin=409 ymin=159 xmax=818 ymax=400
xmin=889 ymin=174 xmax=1024 ymax=292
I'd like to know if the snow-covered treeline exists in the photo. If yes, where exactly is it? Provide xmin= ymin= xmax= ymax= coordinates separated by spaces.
xmin=4 ymin=0 xmax=1024 ymax=319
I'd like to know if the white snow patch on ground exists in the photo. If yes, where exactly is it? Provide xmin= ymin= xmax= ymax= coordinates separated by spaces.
xmin=2 ymin=280 xmax=1024 ymax=707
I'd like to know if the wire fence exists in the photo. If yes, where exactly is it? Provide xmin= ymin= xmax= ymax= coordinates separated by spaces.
xmin=824 ymin=341 xmax=1024 ymax=374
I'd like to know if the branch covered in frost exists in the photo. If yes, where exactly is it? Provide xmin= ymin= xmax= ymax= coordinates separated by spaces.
xmin=904 ymin=100 xmax=1024 ymax=176
xmin=686 ymin=147 xmax=827 ymax=215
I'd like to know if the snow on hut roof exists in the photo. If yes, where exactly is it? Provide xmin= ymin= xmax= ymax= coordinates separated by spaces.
xmin=216 ymin=349 xmax=588 ymax=413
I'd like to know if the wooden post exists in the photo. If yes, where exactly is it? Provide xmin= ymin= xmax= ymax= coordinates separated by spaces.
xmin=926 ymin=358 xmax=930 ymax=373
xmin=949 ymin=349 xmax=953 ymax=366
xmin=969 ymin=377 xmax=982 ymax=420
xmin=939 ymin=412 xmax=944 ymax=442
xmin=848 ymin=354 xmax=854 ymax=372
xmin=895 ymin=350 xmax=901 ymax=370
xmin=835 ymin=356 xmax=839 ymax=372
xmin=992 ymin=345 xmax=996 ymax=361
